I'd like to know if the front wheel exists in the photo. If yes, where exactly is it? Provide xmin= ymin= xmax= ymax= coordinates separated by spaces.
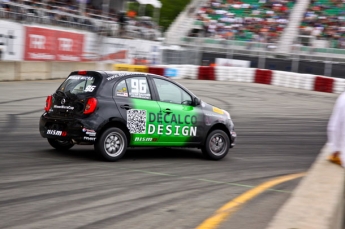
xmin=47 ymin=138 xmax=74 ymax=151
xmin=94 ymin=127 xmax=127 ymax=162
xmin=202 ymin=130 xmax=230 ymax=160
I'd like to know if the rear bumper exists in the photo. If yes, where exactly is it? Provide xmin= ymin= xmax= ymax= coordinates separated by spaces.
xmin=39 ymin=113 xmax=97 ymax=143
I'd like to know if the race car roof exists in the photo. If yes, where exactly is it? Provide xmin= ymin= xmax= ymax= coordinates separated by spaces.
xmin=70 ymin=70 xmax=168 ymax=80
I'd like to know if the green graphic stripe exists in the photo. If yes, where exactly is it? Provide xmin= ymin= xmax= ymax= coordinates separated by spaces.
xmin=130 ymin=98 xmax=198 ymax=146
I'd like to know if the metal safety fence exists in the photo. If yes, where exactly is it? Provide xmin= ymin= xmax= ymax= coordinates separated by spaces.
xmin=161 ymin=37 xmax=345 ymax=78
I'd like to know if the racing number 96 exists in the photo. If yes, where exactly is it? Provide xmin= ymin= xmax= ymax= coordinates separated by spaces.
xmin=131 ymin=79 xmax=147 ymax=93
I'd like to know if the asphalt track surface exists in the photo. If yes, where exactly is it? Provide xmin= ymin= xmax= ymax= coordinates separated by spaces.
xmin=0 ymin=79 xmax=338 ymax=229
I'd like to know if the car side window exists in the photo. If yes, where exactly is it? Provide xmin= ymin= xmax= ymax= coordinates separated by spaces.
xmin=153 ymin=78 xmax=192 ymax=105
xmin=125 ymin=77 xmax=151 ymax=100
xmin=115 ymin=80 xmax=128 ymax=97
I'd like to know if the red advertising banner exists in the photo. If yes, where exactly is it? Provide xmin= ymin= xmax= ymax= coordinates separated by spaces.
xmin=24 ymin=26 xmax=84 ymax=61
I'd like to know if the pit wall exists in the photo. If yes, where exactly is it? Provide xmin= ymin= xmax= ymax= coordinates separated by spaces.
xmin=1 ymin=62 xmax=345 ymax=94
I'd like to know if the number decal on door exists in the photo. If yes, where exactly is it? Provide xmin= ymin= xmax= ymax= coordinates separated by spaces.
xmin=131 ymin=79 xmax=147 ymax=93
xmin=127 ymin=77 xmax=151 ymax=99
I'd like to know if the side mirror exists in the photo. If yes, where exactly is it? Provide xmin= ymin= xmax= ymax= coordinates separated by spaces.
xmin=193 ymin=97 xmax=201 ymax=106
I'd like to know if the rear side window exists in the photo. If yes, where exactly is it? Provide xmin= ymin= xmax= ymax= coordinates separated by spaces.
xmin=58 ymin=75 xmax=100 ymax=95
xmin=115 ymin=80 xmax=128 ymax=97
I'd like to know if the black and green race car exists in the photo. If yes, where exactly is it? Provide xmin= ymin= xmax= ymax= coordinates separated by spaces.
xmin=39 ymin=70 xmax=237 ymax=161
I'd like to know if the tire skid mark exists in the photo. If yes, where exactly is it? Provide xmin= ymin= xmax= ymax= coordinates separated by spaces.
xmin=2 ymin=184 xmax=225 ymax=228
xmin=0 ymin=96 xmax=45 ymax=105
xmin=74 ymin=185 xmax=226 ymax=229
xmin=0 ymin=114 xmax=18 ymax=138
xmin=30 ymin=183 xmax=216 ymax=224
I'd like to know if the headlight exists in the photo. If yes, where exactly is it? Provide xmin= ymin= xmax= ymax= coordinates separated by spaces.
xmin=223 ymin=110 xmax=231 ymax=119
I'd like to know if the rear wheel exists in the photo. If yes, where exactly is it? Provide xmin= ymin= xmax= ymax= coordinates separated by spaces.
xmin=202 ymin=130 xmax=230 ymax=160
xmin=95 ymin=127 xmax=127 ymax=162
xmin=47 ymin=138 xmax=74 ymax=151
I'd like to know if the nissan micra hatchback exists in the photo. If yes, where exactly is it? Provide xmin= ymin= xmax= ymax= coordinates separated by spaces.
xmin=39 ymin=71 xmax=236 ymax=161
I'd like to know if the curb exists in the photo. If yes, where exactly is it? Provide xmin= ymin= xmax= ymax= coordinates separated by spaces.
xmin=266 ymin=145 xmax=344 ymax=229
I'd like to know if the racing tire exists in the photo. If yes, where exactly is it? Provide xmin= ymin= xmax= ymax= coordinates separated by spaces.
xmin=47 ymin=138 xmax=74 ymax=151
xmin=202 ymin=129 xmax=230 ymax=160
xmin=95 ymin=127 xmax=127 ymax=162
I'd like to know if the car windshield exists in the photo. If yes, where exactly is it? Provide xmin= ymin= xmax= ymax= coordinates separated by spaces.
xmin=58 ymin=75 xmax=100 ymax=95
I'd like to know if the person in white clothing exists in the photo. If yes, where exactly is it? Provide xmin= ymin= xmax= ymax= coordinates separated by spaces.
xmin=327 ymin=92 xmax=345 ymax=166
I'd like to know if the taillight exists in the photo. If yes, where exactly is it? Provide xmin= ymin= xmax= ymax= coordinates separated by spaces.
xmin=78 ymin=70 xmax=87 ymax=75
xmin=84 ymin=98 xmax=97 ymax=114
xmin=45 ymin=95 xmax=52 ymax=112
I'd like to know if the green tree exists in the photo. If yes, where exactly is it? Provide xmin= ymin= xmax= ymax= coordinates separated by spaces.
xmin=128 ymin=0 xmax=192 ymax=31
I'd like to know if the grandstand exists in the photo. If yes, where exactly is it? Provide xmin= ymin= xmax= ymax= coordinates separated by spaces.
xmin=165 ymin=0 xmax=345 ymax=64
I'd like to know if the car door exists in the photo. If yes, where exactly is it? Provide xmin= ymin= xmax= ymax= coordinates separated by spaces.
xmin=113 ymin=75 xmax=162 ymax=146
xmin=151 ymin=77 xmax=204 ymax=146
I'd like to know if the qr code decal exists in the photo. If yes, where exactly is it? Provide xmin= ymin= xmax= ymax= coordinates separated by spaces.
xmin=127 ymin=109 xmax=147 ymax=134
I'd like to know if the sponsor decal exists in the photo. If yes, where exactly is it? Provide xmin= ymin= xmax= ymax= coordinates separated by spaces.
xmin=164 ymin=68 xmax=178 ymax=77
xmin=127 ymin=109 xmax=198 ymax=137
xmin=127 ymin=109 xmax=147 ymax=134
xmin=47 ymin=129 xmax=67 ymax=136
xmin=24 ymin=26 xmax=84 ymax=61
xmin=134 ymin=137 xmax=158 ymax=142
xmin=212 ymin=107 xmax=224 ymax=115
xmin=53 ymin=105 xmax=74 ymax=110
xmin=107 ymin=75 xmax=120 ymax=81
xmin=148 ymin=124 xmax=197 ymax=136
xmin=148 ymin=113 xmax=198 ymax=136
xmin=84 ymin=136 xmax=96 ymax=141
xmin=107 ymin=72 xmax=142 ymax=81
xmin=149 ymin=113 xmax=197 ymax=125
xmin=116 ymin=87 xmax=128 ymax=97
xmin=68 ymin=76 xmax=93 ymax=80
xmin=116 ymin=92 xmax=128 ymax=97
xmin=82 ymin=128 xmax=96 ymax=136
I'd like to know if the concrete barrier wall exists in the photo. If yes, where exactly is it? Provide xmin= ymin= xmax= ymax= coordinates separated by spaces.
xmin=0 ymin=61 xmax=17 ymax=81
xmin=266 ymin=145 xmax=344 ymax=229
xmin=0 ymin=61 xmax=115 ymax=81
xmin=50 ymin=62 xmax=75 ymax=79
xmin=18 ymin=61 xmax=51 ymax=81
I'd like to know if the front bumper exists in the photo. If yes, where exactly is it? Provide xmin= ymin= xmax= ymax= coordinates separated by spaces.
xmin=230 ymin=131 xmax=237 ymax=148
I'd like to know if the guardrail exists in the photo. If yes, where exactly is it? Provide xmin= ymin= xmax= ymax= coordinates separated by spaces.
xmin=2 ymin=63 xmax=345 ymax=95
xmin=150 ymin=64 xmax=345 ymax=94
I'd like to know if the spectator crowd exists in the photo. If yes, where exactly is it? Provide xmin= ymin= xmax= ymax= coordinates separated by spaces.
xmin=299 ymin=0 xmax=345 ymax=49
xmin=189 ymin=0 xmax=296 ymax=46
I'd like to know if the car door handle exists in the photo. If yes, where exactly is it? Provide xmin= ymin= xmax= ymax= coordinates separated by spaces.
xmin=163 ymin=108 xmax=172 ymax=114
xmin=120 ymin=104 xmax=132 ymax=110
